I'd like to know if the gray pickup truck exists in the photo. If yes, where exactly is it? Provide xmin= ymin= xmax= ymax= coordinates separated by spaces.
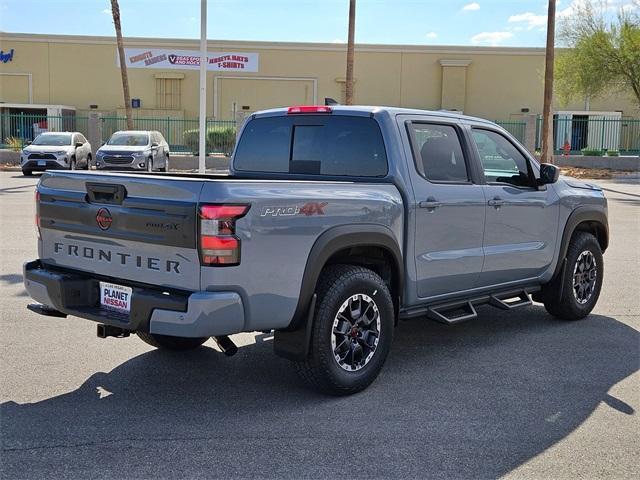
xmin=24 ymin=106 xmax=608 ymax=395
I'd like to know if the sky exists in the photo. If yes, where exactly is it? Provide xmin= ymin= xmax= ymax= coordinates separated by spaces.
xmin=0 ymin=0 xmax=636 ymax=47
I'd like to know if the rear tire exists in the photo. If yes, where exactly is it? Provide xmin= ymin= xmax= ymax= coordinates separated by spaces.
xmin=22 ymin=169 xmax=33 ymax=176
xmin=136 ymin=332 xmax=208 ymax=351
xmin=294 ymin=265 xmax=394 ymax=395
xmin=542 ymin=231 xmax=603 ymax=320
xmin=159 ymin=155 xmax=168 ymax=172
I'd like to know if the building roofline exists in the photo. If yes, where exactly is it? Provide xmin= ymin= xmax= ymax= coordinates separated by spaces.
xmin=0 ymin=31 xmax=546 ymax=56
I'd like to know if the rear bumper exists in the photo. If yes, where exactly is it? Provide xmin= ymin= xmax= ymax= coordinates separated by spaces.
xmin=23 ymin=260 xmax=245 ymax=337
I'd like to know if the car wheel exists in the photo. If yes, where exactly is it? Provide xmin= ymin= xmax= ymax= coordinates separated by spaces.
xmin=22 ymin=169 xmax=33 ymax=176
xmin=85 ymin=155 xmax=91 ymax=169
xmin=136 ymin=332 xmax=208 ymax=351
xmin=542 ymin=231 xmax=603 ymax=320
xmin=69 ymin=158 xmax=77 ymax=170
xmin=294 ymin=265 xmax=394 ymax=395
xmin=147 ymin=157 xmax=153 ymax=172
xmin=159 ymin=155 xmax=169 ymax=172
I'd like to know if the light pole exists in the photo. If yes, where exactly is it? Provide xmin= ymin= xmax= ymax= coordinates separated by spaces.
xmin=198 ymin=0 xmax=207 ymax=173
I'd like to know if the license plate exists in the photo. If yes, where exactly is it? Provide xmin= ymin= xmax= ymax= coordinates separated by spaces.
xmin=38 ymin=160 xmax=46 ymax=166
xmin=99 ymin=282 xmax=132 ymax=314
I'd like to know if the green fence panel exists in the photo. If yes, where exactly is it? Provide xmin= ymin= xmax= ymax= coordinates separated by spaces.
xmin=534 ymin=116 xmax=639 ymax=155
xmin=495 ymin=120 xmax=527 ymax=143
xmin=0 ymin=113 xmax=90 ymax=150
xmin=99 ymin=117 xmax=237 ymax=155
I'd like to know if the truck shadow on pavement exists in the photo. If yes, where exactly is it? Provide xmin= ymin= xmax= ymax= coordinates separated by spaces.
xmin=2 ymin=307 xmax=637 ymax=479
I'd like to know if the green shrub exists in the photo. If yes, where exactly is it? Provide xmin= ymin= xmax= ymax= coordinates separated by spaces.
xmin=183 ymin=127 xmax=236 ymax=155
xmin=581 ymin=147 xmax=605 ymax=156
xmin=606 ymin=150 xmax=619 ymax=157
xmin=5 ymin=137 xmax=23 ymax=152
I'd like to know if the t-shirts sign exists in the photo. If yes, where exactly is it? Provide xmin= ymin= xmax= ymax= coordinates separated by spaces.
xmin=120 ymin=48 xmax=259 ymax=72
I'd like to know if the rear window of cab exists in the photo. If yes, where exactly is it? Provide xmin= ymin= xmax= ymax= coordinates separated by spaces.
xmin=233 ymin=115 xmax=388 ymax=177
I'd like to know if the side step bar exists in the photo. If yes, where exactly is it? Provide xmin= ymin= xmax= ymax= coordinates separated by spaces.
xmin=401 ymin=287 xmax=539 ymax=325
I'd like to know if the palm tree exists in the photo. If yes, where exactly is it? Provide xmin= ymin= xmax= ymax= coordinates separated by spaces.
xmin=541 ymin=0 xmax=556 ymax=163
xmin=110 ymin=0 xmax=133 ymax=129
xmin=345 ymin=0 xmax=356 ymax=105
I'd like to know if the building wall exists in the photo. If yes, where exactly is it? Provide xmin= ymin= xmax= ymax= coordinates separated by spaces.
xmin=1 ymin=33 xmax=638 ymax=121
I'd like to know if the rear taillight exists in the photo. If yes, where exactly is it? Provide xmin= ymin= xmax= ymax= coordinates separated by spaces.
xmin=199 ymin=204 xmax=249 ymax=266
xmin=287 ymin=105 xmax=332 ymax=114
xmin=35 ymin=190 xmax=41 ymax=239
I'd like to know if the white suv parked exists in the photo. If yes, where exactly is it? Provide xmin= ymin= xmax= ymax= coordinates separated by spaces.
xmin=21 ymin=132 xmax=91 ymax=176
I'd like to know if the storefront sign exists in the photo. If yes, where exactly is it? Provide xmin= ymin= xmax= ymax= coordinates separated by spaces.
xmin=0 ymin=49 xmax=14 ymax=63
xmin=120 ymin=48 xmax=258 ymax=72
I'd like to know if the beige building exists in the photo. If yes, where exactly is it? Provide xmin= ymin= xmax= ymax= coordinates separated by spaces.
xmin=0 ymin=32 xmax=638 ymax=122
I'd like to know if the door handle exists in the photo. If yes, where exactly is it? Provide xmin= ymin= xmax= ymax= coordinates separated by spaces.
xmin=419 ymin=197 xmax=442 ymax=210
xmin=488 ymin=197 xmax=505 ymax=208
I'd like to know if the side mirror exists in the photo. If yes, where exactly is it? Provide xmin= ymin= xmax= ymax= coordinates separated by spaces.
xmin=539 ymin=163 xmax=560 ymax=185
xmin=25 ymin=140 xmax=32 ymax=146
xmin=151 ymin=142 xmax=159 ymax=148
xmin=75 ymin=142 xmax=83 ymax=148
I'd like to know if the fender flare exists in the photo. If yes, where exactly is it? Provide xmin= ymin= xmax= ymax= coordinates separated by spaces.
xmin=552 ymin=205 xmax=609 ymax=279
xmin=274 ymin=224 xmax=403 ymax=361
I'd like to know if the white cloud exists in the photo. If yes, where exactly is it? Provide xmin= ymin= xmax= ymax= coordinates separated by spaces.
xmin=508 ymin=11 xmax=547 ymax=29
xmin=470 ymin=31 xmax=513 ymax=46
xmin=425 ymin=32 xmax=438 ymax=39
xmin=332 ymin=39 xmax=345 ymax=44
xmin=462 ymin=2 xmax=481 ymax=11
xmin=102 ymin=8 xmax=111 ymax=14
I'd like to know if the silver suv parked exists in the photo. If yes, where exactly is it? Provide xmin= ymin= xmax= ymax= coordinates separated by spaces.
xmin=21 ymin=132 xmax=91 ymax=176
xmin=96 ymin=130 xmax=169 ymax=172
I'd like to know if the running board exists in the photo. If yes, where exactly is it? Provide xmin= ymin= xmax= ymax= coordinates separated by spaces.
xmin=400 ymin=286 xmax=539 ymax=324
xmin=427 ymin=301 xmax=477 ymax=325
xmin=489 ymin=291 xmax=532 ymax=310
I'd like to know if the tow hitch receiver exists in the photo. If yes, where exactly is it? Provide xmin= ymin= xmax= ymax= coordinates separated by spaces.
xmin=97 ymin=324 xmax=131 ymax=338
xmin=212 ymin=335 xmax=238 ymax=356
xmin=27 ymin=303 xmax=67 ymax=318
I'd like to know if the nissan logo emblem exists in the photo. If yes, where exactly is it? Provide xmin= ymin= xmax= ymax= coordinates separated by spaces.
xmin=96 ymin=207 xmax=113 ymax=230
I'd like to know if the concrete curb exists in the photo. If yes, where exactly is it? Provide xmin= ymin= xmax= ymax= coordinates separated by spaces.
xmin=553 ymin=154 xmax=639 ymax=172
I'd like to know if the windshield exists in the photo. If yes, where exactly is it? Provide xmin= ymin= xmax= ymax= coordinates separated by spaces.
xmin=107 ymin=133 xmax=149 ymax=146
xmin=32 ymin=134 xmax=72 ymax=146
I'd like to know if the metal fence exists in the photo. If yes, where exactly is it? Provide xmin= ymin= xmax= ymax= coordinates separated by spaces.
xmin=99 ymin=117 xmax=237 ymax=154
xmin=495 ymin=120 xmax=527 ymax=143
xmin=0 ymin=114 xmax=89 ymax=150
xmin=2 ymin=112 xmax=638 ymax=156
xmin=536 ymin=116 xmax=640 ymax=155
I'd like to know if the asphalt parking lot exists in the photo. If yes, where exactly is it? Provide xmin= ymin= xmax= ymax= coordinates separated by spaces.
xmin=1 ymin=170 xmax=638 ymax=479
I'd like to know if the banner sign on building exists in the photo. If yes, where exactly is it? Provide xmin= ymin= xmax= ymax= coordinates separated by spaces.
xmin=120 ymin=48 xmax=259 ymax=72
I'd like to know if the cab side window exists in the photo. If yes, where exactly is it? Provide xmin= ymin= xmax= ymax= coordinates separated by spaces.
xmin=472 ymin=129 xmax=535 ymax=188
xmin=410 ymin=123 xmax=469 ymax=182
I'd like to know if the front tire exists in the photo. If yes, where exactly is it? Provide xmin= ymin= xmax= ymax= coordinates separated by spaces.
xmin=22 ymin=169 xmax=33 ymax=176
xmin=294 ymin=265 xmax=395 ymax=395
xmin=85 ymin=155 xmax=91 ymax=169
xmin=69 ymin=157 xmax=77 ymax=170
xmin=136 ymin=332 xmax=208 ymax=351
xmin=542 ymin=231 xmax=603 ymax=320
xmin=147 ymin=157 xmax=153 ymax=172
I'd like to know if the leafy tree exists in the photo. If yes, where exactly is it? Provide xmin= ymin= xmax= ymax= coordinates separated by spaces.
xmin=556 ymin=0 xmax=640 ymax=109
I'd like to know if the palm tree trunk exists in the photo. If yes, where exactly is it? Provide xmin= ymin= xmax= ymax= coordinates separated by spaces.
xmin=111 ymin=0 xmax=133 ymax=130
xmin=345 ymin=0 xmax=356 ymax=105
xmin=541 ymin=0 xmax=556 ymax=163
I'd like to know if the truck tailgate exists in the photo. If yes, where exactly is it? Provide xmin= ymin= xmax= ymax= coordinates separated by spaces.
xmin=37 ymin=172 xmax=204 ymax=291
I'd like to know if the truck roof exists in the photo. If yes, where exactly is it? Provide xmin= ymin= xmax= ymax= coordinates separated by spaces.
xmin=252 ymin=105 xmax=496 ymax=125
